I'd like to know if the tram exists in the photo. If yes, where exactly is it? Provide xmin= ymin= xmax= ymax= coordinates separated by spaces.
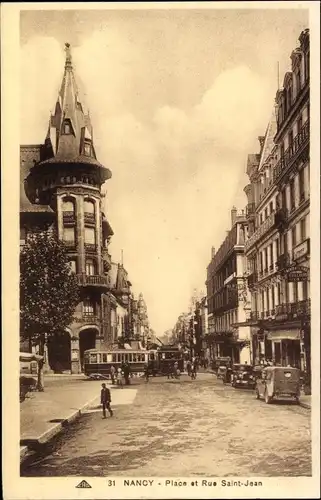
xmin=83 ymin=349 xmax=149 ymax=377
xmin=83 ymin=345 xmax=184 ymax=378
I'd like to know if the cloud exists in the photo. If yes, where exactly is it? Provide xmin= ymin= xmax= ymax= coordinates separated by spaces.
xmin=20 ymin=32 xmax=274 ymax=335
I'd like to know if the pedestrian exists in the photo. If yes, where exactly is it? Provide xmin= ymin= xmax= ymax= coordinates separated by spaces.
xmin=101 ymin=383 xmax=113 ymax=418
xmin=186 ymin=359 xmax=192 ymax=377
xmin=191 ymin=362 xmax=197 ymax=380
xmin=110 ymin=365 xmax=116 ymax=385
xmin=167 ymin=363 xmax=173 ymax=379
xmin=174 ymin=361 xmax=178 ymax=377
xmin=123 ymin=362 xmax=131 ymax=385
xmin=116 ymin=366 xmax=123 ymax=388
xmin=144 ymin=363 xmax=150 ymax=383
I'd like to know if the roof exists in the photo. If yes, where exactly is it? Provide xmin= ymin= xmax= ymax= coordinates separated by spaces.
xmin=258 ymin=108 xmax=277 ymax=171
xmin=20 ymin=145 xmax=54 ymax=214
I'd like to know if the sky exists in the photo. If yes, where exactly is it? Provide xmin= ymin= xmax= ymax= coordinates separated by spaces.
xmin=20 ymin=6 xmax=309 ymax=336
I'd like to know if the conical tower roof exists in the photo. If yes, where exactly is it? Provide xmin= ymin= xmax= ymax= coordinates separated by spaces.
xmin=39 ymin=43 xmax=111 ymax=179
xmin=258 ymin=106 xmax=277 ymax=171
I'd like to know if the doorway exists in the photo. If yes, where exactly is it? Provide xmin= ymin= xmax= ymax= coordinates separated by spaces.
xmin=79 ymin=328 xmax=97 ymax=371
xmin=47 ymin=331 xmax=71 ymax=373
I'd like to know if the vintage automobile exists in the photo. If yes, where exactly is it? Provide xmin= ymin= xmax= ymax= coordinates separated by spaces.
xmin=215 ymin=357 xmax=232 ymax=380
xmin=19 ymin=352 xmax=43 ymax=402
xmin=231 ymin=364 xmax=256 ymax=389
xmin=255 ymin=366 xmax=301 ymax=404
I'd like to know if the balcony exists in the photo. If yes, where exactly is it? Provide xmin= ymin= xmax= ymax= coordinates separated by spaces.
xmin=244 ymin=212 xmax=276 ymax=253
xmin=84 ymin=243 xmax=97 ymax=253
xmin=276 ymin=253 xmax=290 ymax=272
xmin=74 ymin=313 xmax=100 ymax=324
xmin=62 ymin=211 xmax=75 ymax=224
xmin=276 ymin=299 xmax=311 ymax=319
xmin=247 ymin=272 xmax=258 ymax=288
xmin=76 ymin=274 xmax=111 ymax=288
xmin=102 ymin=247 xmax=112 ymax=271
xmin=273 ymin=120 xmax=309 ymax=184
xmin=246 ymin=203 xmax=256 ymax=218
xmin=84 ymin=212 xmax=95 ymax=225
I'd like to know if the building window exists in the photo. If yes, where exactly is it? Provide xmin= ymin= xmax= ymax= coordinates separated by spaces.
xmin=63 ymin=122 xmax=71 ymax=134
xmin=293 ymin=282 xmax=298 ymax=303
xmin=277 ymin=283 xmax=281 ymax=304
xmin=260 ymin=213 xmax=263 ymax=224
xmin=83 ymin=299 xmax=94 ymax=314
xmin=261 ymin=291 xmax=265 ymax=312
xmin=306 ymin=51 xmax=310 ymax=80
xmin=84 ymin=142 xmax=91 ymax=156
xmin=259 ymin=252 xmax=263 ymax=273
xmin=302 ymin=280 xmax=308 ymax=300
xmin=292 ymin=225 xmax=297 ymax=248
xmin=288 ymin=130 xmax=293 ymax=153
xmin=298 ymin=168 xmax=305 ymax=202
xmin=297 ymin=115 xmax=302 ymax=133
xmin=271 ymin=286 xmax=275 ymax=310
xmin=270 ymin=243 xmax=274 ymax=269
xmin=269 ymin=201 xmax=274 ymax=213
xmin=62 ymin=198 xmax=75 ymax=212
xmin=264 ymin=248 xmax=268 ymax=271
xmin=290 ymin=179 xmax=295 ymax=211
xmin=300 ymin=218 xmax=306 ymax=241
xmin=85 ymin=259 xmax=96 ymax=275
xmin=266 ymin=289 xmax=270 ymax=313
xmin=63 ymin=226 xmax=75 ymax=245
xmin=84 ymin=199 xmax=95 ymax=214
xmin=281 ymin=189 xmax=287 ymax=210
xmin=264 ymin=208 xmax=268 ymax=220
xmin=69 ymin=260 xmax=77 ymax=274
xmin=280 ymin=142 xmax=285 ymax=159
xmin=84 ymin=227 xmax=95 ymax=245
xmin=296 ymin=70 xmax=301 ymax=94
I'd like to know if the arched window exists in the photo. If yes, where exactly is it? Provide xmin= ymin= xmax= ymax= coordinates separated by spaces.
xmin=85 ymin=259 xmax=96 ymax=276
xmin=83 ymin=299 xmax=95 ymax=315
xmin=62 ymin=198 xmax=75 ymax=212
xmin=63 ymin=121 xmax=71 ymax=134
xmin=84 ymin=199 xmax=95 ymax=214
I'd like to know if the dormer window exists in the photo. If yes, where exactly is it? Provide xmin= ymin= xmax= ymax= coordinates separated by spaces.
xmin=84 ymin=142 xmax=91 ymax=156
xmin=63 ymin=121 xmax=71 ymax=134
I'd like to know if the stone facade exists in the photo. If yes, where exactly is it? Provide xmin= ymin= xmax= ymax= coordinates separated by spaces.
xmin=243 ymin=30 xmax=310 ymax=384
xmin=206 ymin=208 xmax=251 ymax=364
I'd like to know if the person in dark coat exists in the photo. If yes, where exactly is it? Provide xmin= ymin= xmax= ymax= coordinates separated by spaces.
xmin=123 ymin=362 xmax=131 ymax=385
xmin=101 ymin=383 xmax=113 ymax=418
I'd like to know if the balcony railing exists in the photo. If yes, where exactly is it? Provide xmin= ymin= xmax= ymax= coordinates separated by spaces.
xmin=276 ymin=253 xmax=290 ymax=272
xmin=247 ymin=272 xmax=258 ymax=288
xmin=273 ymin=120 xmax=309 ymax=183
xmin=62 ymin=211 xmax=75 ymax=223
xmin=102 ymin=247 xmax=112 ymax=271
xmin=64 ymin=240 xmax=76 ymax=250
xmin=244 ymin=211 xmax=276 ymax=253
xmin=84 ymin=212 xmax=95 ymax=224
xmin=275 ymin=299 xmax=311 ymax=318
xmin=76 ymin=274 xmax=111 ymax=288
xmin=84 ymin=243 xmax=97 ymax=253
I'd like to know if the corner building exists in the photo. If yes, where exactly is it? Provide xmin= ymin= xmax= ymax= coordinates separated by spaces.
xmin=20 ymin=44 xmax=125 ymax=373
xmin=244 ymin=30 xmax=310 ymax=383
xmin=206 ymin=208 xmax=251 ymax=364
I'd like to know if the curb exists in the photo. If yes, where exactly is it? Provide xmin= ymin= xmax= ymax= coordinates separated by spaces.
xmin=299 ymin=401 xmax=311 ymax=410
xmin=20 ymin=394 xmax=99 ymax=463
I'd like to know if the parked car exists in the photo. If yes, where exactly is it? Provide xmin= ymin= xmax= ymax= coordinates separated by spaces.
xmin=231 ymin=364 xmax=256 ymax=389
xmin=255 ymin=366 xmax=301 ymax=404
xmin=19 ymin=352 xmax=43 ymax=402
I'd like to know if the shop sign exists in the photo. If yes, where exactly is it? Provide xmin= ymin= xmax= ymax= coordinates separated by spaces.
xmin=71 ymin=350 xmax=79 ymax=361
xmin=293 ymin=238 xmax=310 ymax=261
xmin=286 ymin=265 xmax=309 ymax=282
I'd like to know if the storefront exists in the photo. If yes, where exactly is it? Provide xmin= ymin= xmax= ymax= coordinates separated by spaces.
xmin=267 ymin=329 xmax=302 ymax=369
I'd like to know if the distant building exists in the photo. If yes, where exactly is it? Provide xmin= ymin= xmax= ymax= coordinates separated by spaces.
xmin=206 ymin=208 xmax=251 ymax=364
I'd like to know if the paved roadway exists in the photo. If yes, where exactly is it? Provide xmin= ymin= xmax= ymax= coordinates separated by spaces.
xmin=21 ymin=373 xmax=311 ymax=477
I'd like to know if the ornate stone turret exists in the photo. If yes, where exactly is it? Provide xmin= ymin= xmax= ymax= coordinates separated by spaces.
xmin=21 ymin=43 xmax=115 ymax=373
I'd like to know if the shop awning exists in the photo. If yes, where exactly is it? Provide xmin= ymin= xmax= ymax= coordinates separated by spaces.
xmin=267 ymin=329 xmax=300 ymax=341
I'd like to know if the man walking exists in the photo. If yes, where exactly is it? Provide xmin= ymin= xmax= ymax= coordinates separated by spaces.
xmin=101 ymin=383 xmax=113 ymax=418
xmin=123 ymin=362 xmax=131 ymax=385
xmin=110 ymin=365 xmax=116 ymax=385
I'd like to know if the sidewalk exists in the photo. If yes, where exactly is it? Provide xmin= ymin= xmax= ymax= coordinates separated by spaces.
xmin=20 ymin=378 xmax=102 ymax=462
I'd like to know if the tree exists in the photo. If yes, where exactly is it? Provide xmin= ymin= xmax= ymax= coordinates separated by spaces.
xmin=20 ymin=229 xmax=80 ymax=389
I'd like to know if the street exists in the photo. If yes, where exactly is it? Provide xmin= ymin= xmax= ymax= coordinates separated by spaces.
xmin=21 ymin=373 xmax=311 ymax=477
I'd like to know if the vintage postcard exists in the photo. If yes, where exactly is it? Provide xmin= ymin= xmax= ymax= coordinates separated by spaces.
xmin=2 ymin=1 xmax=320 ymax=499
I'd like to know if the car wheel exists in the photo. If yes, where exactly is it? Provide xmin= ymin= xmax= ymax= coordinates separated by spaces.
xmin=255 ymin=388 xmax=260 ymax=399
xmin=264 ymin=390 xmax=272 ymax=404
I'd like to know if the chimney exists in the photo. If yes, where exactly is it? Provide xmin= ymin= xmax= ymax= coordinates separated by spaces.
xmin=231 ymin=206 xmax=237 ymax=227
xmin=211 ymin=246 xmax=216 ymax=259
